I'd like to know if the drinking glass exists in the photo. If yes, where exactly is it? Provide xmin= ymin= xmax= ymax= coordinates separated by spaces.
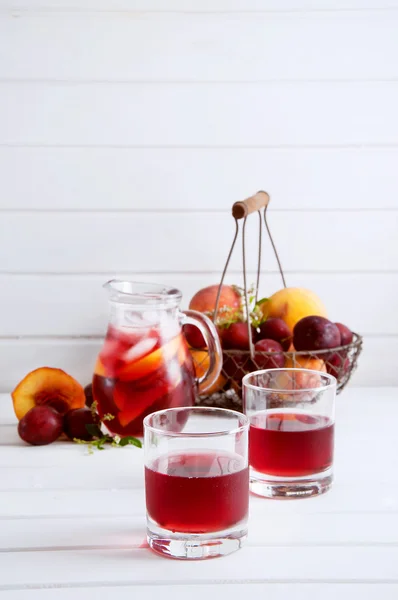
xmin=144 ymin=406 xmax=249 ymax=559
xmin=243 ymin=368 xmax=336 ymax=499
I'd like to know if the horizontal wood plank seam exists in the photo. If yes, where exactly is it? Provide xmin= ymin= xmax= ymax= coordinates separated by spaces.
xmin=2 ymin=7 xmax=398 ymax=14
xmin=1 ymin=578 xmax=398 ymax=592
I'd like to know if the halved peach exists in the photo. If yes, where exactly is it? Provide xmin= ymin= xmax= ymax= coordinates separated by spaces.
xmin=118 ymin=374 xmax=182 ymax=427
xmin=117 ymin=335 xmax=182 ymax=382
xmin=94 ymin=358 xmax=106 ymax=377
xmin=12 ymin=367 xmax=86 ymax=420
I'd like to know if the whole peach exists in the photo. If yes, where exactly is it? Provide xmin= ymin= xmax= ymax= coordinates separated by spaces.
xmin=189 ymin=285 xmax=241 ymax=320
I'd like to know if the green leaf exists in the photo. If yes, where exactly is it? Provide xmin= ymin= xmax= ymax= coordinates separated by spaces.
xmin=85 ymin=424 xmax=103 ymax=438
xmin=119 ymin=436 xmax=142 ymax=448
xmin=255 ymin=297 xmax=269 ymax=307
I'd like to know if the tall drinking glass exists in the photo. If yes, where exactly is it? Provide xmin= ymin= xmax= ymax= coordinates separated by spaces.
xmin=144 ymin=406 xmax=249 ymax=559
xmin=243 ymin=368 xmax=336 ymax=499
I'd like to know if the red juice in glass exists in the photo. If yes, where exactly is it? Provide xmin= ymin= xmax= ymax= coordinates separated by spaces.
xmin=93 ymin=325 xmax=196 ymax=437
xmin=145 ymin=451 xmax=249 ymax=534
xmin=250 ymin=410 xmax=334 ymax=477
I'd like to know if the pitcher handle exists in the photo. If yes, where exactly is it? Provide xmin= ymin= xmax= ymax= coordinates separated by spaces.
xmin=181 ymin=310 xmax=222 ymax=395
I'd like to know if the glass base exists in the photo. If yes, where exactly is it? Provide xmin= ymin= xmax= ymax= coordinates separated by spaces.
xmin=250 ymin=467 xmax=333 ymax=499
xmin=147 ymin=518 xmax=247 ymax=560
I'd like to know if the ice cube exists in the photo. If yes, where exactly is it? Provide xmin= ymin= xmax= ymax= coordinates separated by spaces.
xmin=122 ymin=336 xmax=157 ymax=364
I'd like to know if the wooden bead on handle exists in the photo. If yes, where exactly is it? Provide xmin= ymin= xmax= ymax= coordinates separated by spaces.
xmin=232 ymin=191 xmax=270 ymax=219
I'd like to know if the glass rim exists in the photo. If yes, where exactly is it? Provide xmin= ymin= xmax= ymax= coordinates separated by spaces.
xmin=242 ymin=368 xmax=337 ymax=394
xmin=104 ymin=279 xmax=182 ymax=305
xmin=143 ymin=406 xmax=249 ymax=438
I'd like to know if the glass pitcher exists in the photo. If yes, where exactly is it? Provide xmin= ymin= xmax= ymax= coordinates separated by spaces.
xmin=92 ymin=280 xmax=222 ymax=437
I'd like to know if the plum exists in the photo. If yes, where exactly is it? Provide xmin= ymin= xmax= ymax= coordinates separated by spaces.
xmin=335 ymin=322 xmax=353 ymax=346
xmin=221 ymin=322 xmax=257 ymax=350
xmin=18 ymin=405 xmax=63 ymax=446
xmin=64 ymin=407 xmax=100 ymax=441
xmin=222 ymin=352 xmax=253 ymax=388
xmin=253 ymin=339 xmax=285 ymax=370
xmin=293 ymin=316 xmax=341 ymax=352
xmin=84 ymin=383 xmax=94 ymax=408
xmin=183 ymin=324 xmax=206 ymax=349
xmin=258 ymin=318 xmax=292 ymax=351
xmin=327 ymin=354 xmax=350 ymax=381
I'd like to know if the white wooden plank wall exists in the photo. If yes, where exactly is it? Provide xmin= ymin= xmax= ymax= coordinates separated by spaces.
xmin=0 ymin=0 xmax=397 ymax=390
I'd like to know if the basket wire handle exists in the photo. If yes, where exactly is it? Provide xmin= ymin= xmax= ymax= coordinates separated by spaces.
xmin=213 ymin=190 xmax=286 ymax=359
xmin=264 ymin=205 xmax=286 ymax=289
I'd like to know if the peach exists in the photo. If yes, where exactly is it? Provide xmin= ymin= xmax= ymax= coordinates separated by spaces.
xmin=286 ymin=355 xmax=327 ymax=372
xmin=12 ymin=367 xmax=86 ymax=421
xmin=189 ymin=348 xmax=227 ymax=394
xmin=260 ymin=287 xmax=327 ymax=331
xmin=189 ymin=284 xmax=241 ymax=321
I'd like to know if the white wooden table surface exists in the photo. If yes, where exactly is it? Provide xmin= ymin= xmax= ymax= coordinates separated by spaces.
xmin=0 ymin=388 xmax=397 ymax=599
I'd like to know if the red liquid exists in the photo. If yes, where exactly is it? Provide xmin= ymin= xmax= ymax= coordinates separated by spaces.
xmin=145 ymin=451 xmax=249 ymax=533
xmin=250 ymin=411 xmax=334 ymax=477
xmin=92 ymin=326 xmax=195 ymax=436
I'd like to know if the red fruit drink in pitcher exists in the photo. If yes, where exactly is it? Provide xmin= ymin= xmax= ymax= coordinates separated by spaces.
xmin=92 ymin=326 xmax=195 ymax=436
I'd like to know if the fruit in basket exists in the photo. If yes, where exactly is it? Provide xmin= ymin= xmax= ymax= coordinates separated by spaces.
xmin=189 ymin=348 xmax=227 ymax=394
xmin=189 ymin=284 xmax=241 ymax=316
xmin=222 ymin=352 xmax=253 ymax=389
xmin=293 ymin=316 xmax=341 ymax=352
xmin=183 ymin=324 xmax=207 ymax=349
xmin=286 ymin=355 xmax=326 ymax=373
xmin=259 ymin=288 xmax=327 ymax=331
xmin=184 ymin=285 xmax=242 ymax=348
xmin=275 ymin=367 xmax=326 ymax=392
xmin=327 ymin=353 xmax=350 ymax=380
xmin=18 ymin=405 xmax=63 ymax=446
xmin=12 ymin=367 xmax=86 ymax=421
xmin=253 ymin=339 xmax=285 ymax=370
xmin=258 ymin=318 xmax=292 ymax=351
xmin=335 ymin=322 xmax=353 ymax=346
xmin=64 ymin=407 xmax=100 ymax=442
xmin=221 ymin=322 xmax=257 ymax=350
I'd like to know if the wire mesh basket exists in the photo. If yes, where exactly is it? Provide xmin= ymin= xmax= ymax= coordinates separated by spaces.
xmin=194 ymin=191 xmax=363 ymax=411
